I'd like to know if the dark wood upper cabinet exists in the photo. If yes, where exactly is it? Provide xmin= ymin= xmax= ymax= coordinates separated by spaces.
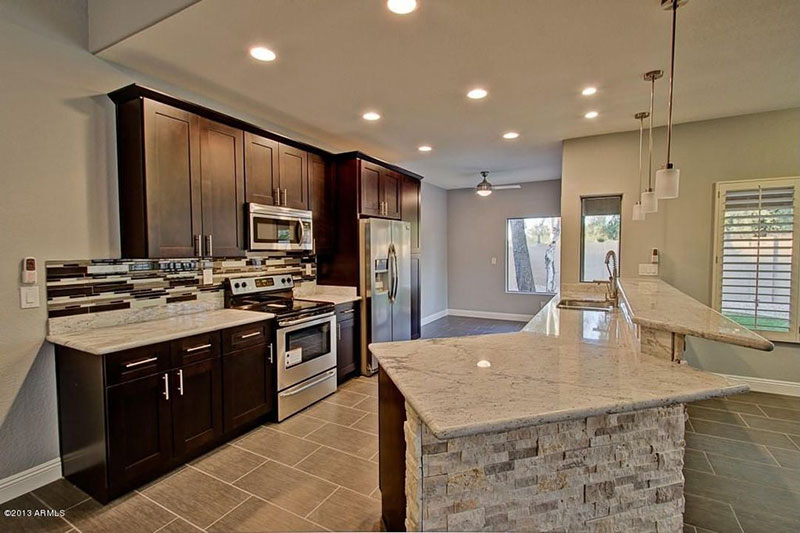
xmin=401 ymin=176 xmax=421 ymax=253
xmin=309 ymin=152 xmax=332 ymax=256
xmin=171 ymin=358 xmax=223 ymax=458
xmin=279 ymin=144 xmax=309 ymax=210
xmin=140 ymin=100 xmax=202 ymax=258
xmin=382 ymin=170 xmax=402 ymax=219
xmin=199 ymin=118 xmax=245 ymax=257
xmin=244 ymin=132 xmax=280 ymax=206
xmin=106 ymin=373 xmax=172 ymax=489
xmin=360 ymin=161 xmax=383 ymax=217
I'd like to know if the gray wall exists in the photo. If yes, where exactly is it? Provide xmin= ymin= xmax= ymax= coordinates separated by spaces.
xmin=447 ymin=180 xmax=561 ymax=316
xmin=420 ymin=182 xmax=448 ymax=320
xmin=561 ymin=108 xmax=800 ymax=382
xmin=0 ymin=1 xmax=328 ymax=481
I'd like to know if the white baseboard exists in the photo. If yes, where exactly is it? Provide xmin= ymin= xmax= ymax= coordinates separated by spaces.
xmin=716 ymin=373 xmax=800 ymax=397
xmin=421 ymin=309 xmax=448 ymax=326
xmin=0 ymin=458 xmax=61 ymax=505
xmin=447 ymin=308 xmax=534 ymax=322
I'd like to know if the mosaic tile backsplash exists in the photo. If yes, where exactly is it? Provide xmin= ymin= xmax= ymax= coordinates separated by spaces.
xmin=46 ymin=254 xmax=315 ymax=335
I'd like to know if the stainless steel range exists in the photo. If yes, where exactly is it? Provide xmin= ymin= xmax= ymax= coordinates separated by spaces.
xmin=226 ymin=275 xmax=337 ymax=421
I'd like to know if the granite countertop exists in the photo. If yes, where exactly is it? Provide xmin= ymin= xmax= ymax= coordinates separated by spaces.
xmin=618 ymin=278 xmax=774 ymax=351
xmin=371 ymin=282 xmax=748 ymax=439
xmin=297 ymin=285 xmax=361 ymax=306
xmin=46 ymin=309 xmax=272 ymax=355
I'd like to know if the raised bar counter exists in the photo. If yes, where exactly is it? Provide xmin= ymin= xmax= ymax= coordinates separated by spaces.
xmin=370 ymin=278 xmax=772 ymax=531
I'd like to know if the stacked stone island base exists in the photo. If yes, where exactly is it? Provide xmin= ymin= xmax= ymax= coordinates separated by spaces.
xmin=404 ymin=403 xmax=685 ymax=532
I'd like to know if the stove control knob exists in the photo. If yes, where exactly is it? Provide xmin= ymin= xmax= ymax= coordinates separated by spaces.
xmin=234 ymin=282 xmax=240 ymax=289
xmin=241 ymin=281 xmax=248 ymax=288
xmin=284 ymin=277 xmax=291 ymax=284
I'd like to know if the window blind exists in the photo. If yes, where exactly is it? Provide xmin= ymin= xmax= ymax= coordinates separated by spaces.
xmin=718 ymin=184 xmax=795 ymax=333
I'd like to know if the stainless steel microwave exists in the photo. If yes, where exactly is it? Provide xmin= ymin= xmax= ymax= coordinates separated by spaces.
xmin=247 ymin=203 xmax=313 ymax=252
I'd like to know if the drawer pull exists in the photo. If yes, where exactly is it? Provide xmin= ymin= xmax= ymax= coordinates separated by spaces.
xmin=162 ymin=374 xmax=170 ymax=400
xmin=125 ymin=357 xmax=158 ymax=368
xmin=240 ymin=331 xmax=262 ymax=340
xmin=340 ymin=309 xmax=355 ymax=315
xmin=185 ymin=343 xmax=212 ymax=353
xmin=177 ymin=369 xmax=184 ymax=396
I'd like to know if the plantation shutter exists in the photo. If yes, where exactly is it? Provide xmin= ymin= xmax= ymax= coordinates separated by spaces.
xmin=714 ymin=177 xmax=800 ymax=341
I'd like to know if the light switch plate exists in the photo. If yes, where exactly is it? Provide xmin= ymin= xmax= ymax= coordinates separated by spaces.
xmin=20 ymin=286 xmax=40 ymax=309
xmin=638 ymin=264 xmax=659 ymax=276
xmin=491 ymin=257 xmax=497 ymax=265
xmin=202 ymin=268 xmax=213 ymax=285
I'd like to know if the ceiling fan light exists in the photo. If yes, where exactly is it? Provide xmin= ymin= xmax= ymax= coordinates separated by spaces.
xmin=655 ymin=165 xmax=680 ymax=199
xmin=476 ymin=189 xmax=492 ymax=197
xmin=632 ymin=202 xmax=646 ymax=221
xmin=476 ymin=173 xmax=493 ymax=196
xmin=641 ymin=190 xmax=658 ymax=213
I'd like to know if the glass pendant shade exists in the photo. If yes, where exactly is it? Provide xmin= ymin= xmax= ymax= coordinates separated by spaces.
xmin=655 ymin=165 xmax=680 ymax=199
xmin=632 ymin=202 xmax=645 ymax=221
xmin=641 ymin=190 xmax=658 ymax=213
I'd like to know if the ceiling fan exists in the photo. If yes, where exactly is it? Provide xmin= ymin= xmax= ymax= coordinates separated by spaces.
xmin=475 ymin=171 xmax=522 ymax=197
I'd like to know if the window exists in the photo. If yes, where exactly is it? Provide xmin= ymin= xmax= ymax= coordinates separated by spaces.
xmin=506 ymin=217 xmax=561 ymax=294
xmin=580 ymin=195 xmax=622 ymax=283
xmin=712 ymin=177 xmax=800 ymax=342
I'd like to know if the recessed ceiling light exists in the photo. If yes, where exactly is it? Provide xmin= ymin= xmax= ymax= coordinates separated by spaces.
xmin=584 ymin=111 xmax=599 ymax=119
xmin=477 ymin=360 xmax=492 ymax=368
xmin=387 ymin=0 xmax=417 ymax=14
xmin=581 ymin=87 xmax=597 ymax=96
xmin=502 ymin=132 xmax=520 ymax=140
xmin=362 ymin=111 xmax=381 ymax=121
xmin=418 ymin=145 xmax=432 ymax=152
xmin=249 ymin=46 xmax=276 ymax=62
xmin=467 ymin=88 xmax=488 ymax=100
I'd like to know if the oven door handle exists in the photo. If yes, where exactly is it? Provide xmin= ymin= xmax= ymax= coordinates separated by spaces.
xmin=277 ymin=311 xmax=335 ymax=328
xmin=278 ymin=369 xmax=336 ymax=397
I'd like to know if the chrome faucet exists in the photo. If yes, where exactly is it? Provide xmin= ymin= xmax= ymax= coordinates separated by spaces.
xmin=603 ymin=250 xmax=619 ymax=304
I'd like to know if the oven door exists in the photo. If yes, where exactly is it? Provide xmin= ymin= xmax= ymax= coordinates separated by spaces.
xmin=249 ymin=210 xmax=312 ymax=251
xmin=276 ymin=313 xmax=336 ymax=391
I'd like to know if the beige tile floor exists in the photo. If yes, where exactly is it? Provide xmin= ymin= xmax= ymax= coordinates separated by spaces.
xmin=0 ymin=375 xmax=381 ymax=533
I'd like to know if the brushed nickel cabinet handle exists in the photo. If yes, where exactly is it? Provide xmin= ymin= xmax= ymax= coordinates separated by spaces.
xmin=240 ymin=331 xmax=261 ymax=339
xmin=282 ymin=188 xmax=288 ymax=206
xmin=337 ymin=323 xmax=341 ymax=341
xmin=268 ymin=343 xmax=273 ymax=364
xmin=205 ymin=235 xmax=213 ymax=256
xmin=125 ymin=357 xmax=158 ymax=368
xmin=341 ymin=309 xmax=355 ymax=315
xmin=185 ymin=343 xmax=212 ymax=353
xmin=274 ymin=188 xmax=280 ymax=205
xmin=162 ymin=373 xmax=170 ymax=400
xmin=194 ymin=235 xmax=201 ymax=257
xmin=177 ymin=369 xmax=184 ymax=396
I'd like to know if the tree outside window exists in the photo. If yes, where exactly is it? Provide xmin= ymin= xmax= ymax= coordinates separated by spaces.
xmin=506 ymin=217 xmax=561 ymax=294
xmin=580 ymin=196 xmax=622 ymax=282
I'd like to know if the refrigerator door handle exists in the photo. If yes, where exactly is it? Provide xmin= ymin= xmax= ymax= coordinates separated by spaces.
xmin=389 ymin=244 xmax=399 ymax=302
xmin=387 ymin=243 xmax=396 ymax=302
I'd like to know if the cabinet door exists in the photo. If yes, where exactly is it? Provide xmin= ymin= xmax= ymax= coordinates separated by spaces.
xmin=336 ymin=317 xmax=357 ymax=382
xmin=107 ymin=373 xmax=172 ymax=488
xmin=410 ymin=255 xmax=421 ymax=340
xmin=401 ymin=176 xmax=421 ymax=253
xmin=360 ymin=161 xmax=382 ymax=216
xmin=382 ymin=170 xmax=402 ymax=219
xmin=278 ymin=144 xmax=308 ymax=210
xmin=222 ymin=343 xmax=274 ymax=433
xmin=199 ymin=119 xmax=245 ymax=257
xmin=244 ymin=132 xmax=280 ymax=206
xmin=143 ymin=100 xmax=202 ymax=258
xmin=172 ymin=358 xmax=223 ymax=459
xmin=309 ymin=153 xmax=332 ymax=255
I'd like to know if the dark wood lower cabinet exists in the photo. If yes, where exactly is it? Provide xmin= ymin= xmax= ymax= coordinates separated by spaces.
xmin=335 ymin=302 xmax=359 ymax=382
xmin=223 ymin=343 xmax=274 ymax=432
xmin=379 ymin=367 xmax=407 ymax=531
xmin=106 ymin=372 xmax=173 ymax=491
xmin=55 ymin=320 xmax=274 ymax=503
xmin=172 ymin=358 xmax=223 ymax=457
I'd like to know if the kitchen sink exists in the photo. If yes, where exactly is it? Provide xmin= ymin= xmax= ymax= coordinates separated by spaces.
xmin=557 ymin=298 xmax=615 ymax=312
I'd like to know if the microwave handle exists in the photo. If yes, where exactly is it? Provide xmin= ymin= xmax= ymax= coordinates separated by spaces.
xmin=297 ymin=219 xmax=305 ymax=244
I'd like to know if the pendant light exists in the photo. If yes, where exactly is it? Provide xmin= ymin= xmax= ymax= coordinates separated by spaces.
xmin=475 ymin=171 xmax=493 ymax=196
xmin=655 ymin=0 xmax=686 ymax=200
xmin=641 ymin=70 xmax=663 ymax=213
xmin=632 ymin=111 xmax=649 ymax=221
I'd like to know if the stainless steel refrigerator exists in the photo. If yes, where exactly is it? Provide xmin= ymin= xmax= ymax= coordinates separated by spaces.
xmin=359 ymin=218 xmax=411 ymax=375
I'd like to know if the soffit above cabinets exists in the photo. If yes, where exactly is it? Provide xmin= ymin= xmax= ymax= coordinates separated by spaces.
xmin=97 ymin=0 xmax=800 ymax=189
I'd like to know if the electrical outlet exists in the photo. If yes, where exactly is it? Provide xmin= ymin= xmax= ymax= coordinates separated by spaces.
xmin=491 ymin=257 xmax=497 ymax=265
xmin=638 ymin=264 xmax=659 ymax=276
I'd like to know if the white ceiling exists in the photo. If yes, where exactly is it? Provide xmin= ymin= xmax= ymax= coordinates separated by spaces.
xmin=98 ymin=0 xmax=800 ymax=189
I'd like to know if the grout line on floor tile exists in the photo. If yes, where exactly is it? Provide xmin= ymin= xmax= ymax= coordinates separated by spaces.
xmin=134 ymin=488 xmax=194 ymax=529
xmin=152 ymin=516 xmax=179 ymax=533
xmin=703 ymin=451 xmax=716 ymax=475
xmin=203 ymin=495 xmax=252 ymax=531
xmin=228 ymin=458 xmax=270 ymax=485
xmin=28 ymin=491 xmax=81 ymax=532
xmin=303 ymin=486 xmax=340 ymax=519
xmin=726 ymin=501 xmax=746 ymax=533
xmin=245 ymin=493 xmax=332 ymax=532
xmin=349 ymin=412 xmax=370 ymax=427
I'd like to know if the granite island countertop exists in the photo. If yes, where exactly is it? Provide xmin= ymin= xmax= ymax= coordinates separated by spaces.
xmin=47 ymin=309 xmax=272 ymax=355
xmin=370 ymin=280 xmax=751 ymax=439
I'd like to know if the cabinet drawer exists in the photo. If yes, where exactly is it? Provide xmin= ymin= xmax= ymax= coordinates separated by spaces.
xmin=335 ymin=301 xmax=357 ymax=319
xmin=223 ymin=322 xmax=270 ymax=353
xmin=105 ymin=344 xmax=170 ymax=386
xmin=170 ymin=331 xmax=221 ymax=367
